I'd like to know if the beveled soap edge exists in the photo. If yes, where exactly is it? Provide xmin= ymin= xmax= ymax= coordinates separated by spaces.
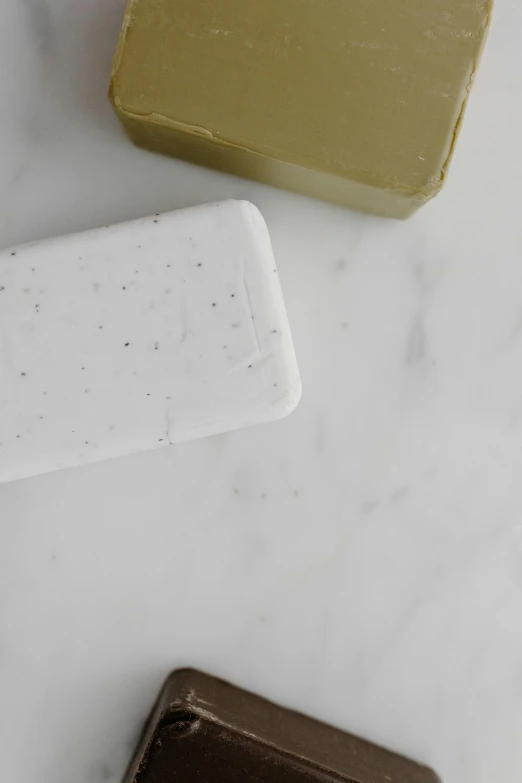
xmin=0 ymin=201 xmax=302 ymax=483
xmin=437 ymin=0 xmax=494 ymax=196
xmin=109 ymin=0 xmax=493 ymax=219
xmin=122 ymin=669 xmax=441 ymax=783
xmin=108 ymin=104 xmax=422 ymax=219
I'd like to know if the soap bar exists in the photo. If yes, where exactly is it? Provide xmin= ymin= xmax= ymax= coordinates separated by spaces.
xmin=109 ymin=0 xmax=492 ymax=218
xmin=124 ymin=669 xmax=440 ymax=783
xmin=0 ymin=201 xmax=300 ymax=483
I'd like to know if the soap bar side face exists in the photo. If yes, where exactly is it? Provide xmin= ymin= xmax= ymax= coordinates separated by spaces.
xmin=110 ymin=0 xmax=492 ymax=216
xmin=124 ymin=670 xmax=441 ymax=783
xmin=0 ymin=201 xmax=300 ymax=482
xmin=116 ymin=110 xmax=421 ymax=218
xmin=137 ymin=717 xmax=335 ymax=783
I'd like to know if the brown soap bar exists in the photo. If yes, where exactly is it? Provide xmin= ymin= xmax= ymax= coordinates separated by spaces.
xmin=109 ymin=0 xmax=492 ymax=218
xmin=124 ymin=669 xmax=440 ymax=783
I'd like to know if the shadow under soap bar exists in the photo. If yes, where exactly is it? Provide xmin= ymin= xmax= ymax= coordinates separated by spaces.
xmin=110 ymin=0 xmax=492 ymax=218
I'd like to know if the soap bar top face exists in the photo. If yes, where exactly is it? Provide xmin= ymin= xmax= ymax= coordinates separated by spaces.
xmin=0 ymin=201 xmax=300 ymax=483
xmin=111 ymin=0 xmax=491 ymax=209
xmin=125 ymin=669 xmax=440 ymax=783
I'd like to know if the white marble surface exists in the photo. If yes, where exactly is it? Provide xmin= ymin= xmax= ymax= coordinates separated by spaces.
xmin=1 ymin=1 xmax=522 ymax=782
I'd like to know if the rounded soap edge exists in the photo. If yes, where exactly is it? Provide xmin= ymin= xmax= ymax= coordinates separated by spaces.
xmin=239 ymin=200 xmax=303 ymax=422
xmin=270 ymin=375 xmax=303 ymax=422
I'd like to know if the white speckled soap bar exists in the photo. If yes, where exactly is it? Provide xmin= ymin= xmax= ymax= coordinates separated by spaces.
xmin=0 ymin=201 xmax=301 ymax=482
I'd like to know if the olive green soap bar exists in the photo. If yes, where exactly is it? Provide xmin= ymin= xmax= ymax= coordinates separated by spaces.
xmin=109 ymin=0 xmax=492 ymax=218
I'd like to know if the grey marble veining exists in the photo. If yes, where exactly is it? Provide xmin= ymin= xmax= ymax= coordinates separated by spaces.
xmin=1 ymin=0 xmax=522 ymax=782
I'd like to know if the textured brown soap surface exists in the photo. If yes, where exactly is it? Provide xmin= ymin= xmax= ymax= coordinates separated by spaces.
xmin=110 ymin=0 xmax=492 ymax=218
xmin=124 ymin=669 xmax=440 ymax=783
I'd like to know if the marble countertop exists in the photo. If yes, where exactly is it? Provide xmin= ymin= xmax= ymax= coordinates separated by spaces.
xmin=1 ymin=1 xmax=522 ymax=782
